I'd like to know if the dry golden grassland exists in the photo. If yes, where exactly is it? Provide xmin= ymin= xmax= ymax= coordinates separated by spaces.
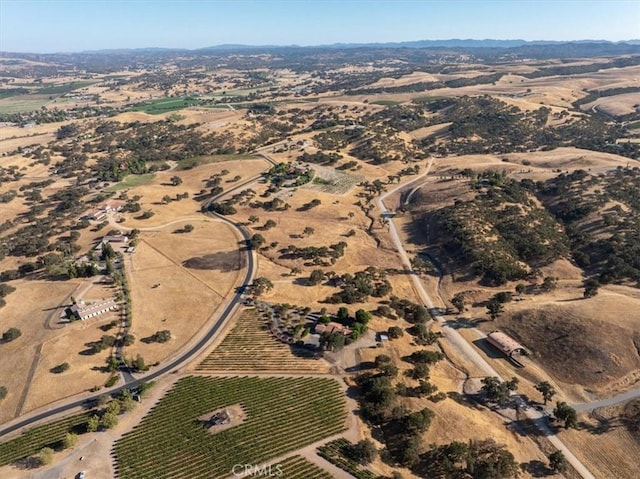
xmin=489 ymin=289 xmax=640 ymax=395
xmin=583 ymin=92 xmax=640 ymax=116
xmin=0 ymin=280 xmax=83 ymax=422
xmin=124 ymin=221 xmax=240 ymax=365
xmin=116 ymin=159 xmax=268 ymax=229
xmin=394 ymin=150 xmax=640 ymax=403
xmin=354 ymin=320 xmax=551 ymax=479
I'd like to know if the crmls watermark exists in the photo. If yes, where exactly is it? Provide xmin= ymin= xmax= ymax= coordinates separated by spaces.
xmin=231 ymin=463 xmax=284 ymax=477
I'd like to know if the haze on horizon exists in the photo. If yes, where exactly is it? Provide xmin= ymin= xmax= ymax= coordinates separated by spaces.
xmin=1 ymin=0 xmax=639 ymax=54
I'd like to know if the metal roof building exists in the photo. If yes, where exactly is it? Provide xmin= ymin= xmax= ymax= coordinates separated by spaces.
xmin=70 ymin=299 xmax=118 ymax=321
xmin=487 ymin=330 xmax=526 ymax=357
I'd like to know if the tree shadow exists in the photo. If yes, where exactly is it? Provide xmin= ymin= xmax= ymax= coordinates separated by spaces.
xmin=183 ymin=251 xmax=243 ymax=272
xmin=444 ymin=318 xmax=478 ymax=329
xmin=13 ymin=456 xmax=42 ymax=470
xmin=472 ymin=337 xmax=505 ymax=359
xmin=580 ymin=415 xmax=622 ymax=435
xmin=79 ymin=342 xmax=103 ymax=356
xmin=447 ymin=391 xmax=483 ymax=410
xmin=508 ymin=416 xmax=552 ymax=438
xmin=521 ymin=459 xmax=553 ymax=477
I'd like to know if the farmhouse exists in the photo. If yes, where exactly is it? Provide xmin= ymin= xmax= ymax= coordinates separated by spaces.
xmin=86 ymin=208 xmax=107 ymax=221
xmin=314 ymin=322 xmax=352 ymax=336
xmin=70 ymin=299 xmax=118 ymax=320
xmin=94 ymin=234 xmax=129 ymax=252
xmin=100 ymin=199 xmax=126 ymax=213
xmin=486 ymin=330 xmax=527 ymax=358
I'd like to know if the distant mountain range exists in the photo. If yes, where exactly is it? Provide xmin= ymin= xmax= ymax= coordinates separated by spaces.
xmin=79 ymin=39 xmax=640 ymax=54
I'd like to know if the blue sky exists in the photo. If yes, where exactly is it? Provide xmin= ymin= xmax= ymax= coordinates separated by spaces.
xmin=1 ymin=0 xmax=638 ymax=53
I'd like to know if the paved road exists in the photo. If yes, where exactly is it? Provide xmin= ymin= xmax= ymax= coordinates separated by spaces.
xmin=573 ymin=387 xmax=640 ymax=413
xmin=0 ymin=153 xmax=280 ymax=438
xmin=376 ymin=161 xmax=596 ymax=479
xmin=0 ymin=171 xmax=267 ymax=439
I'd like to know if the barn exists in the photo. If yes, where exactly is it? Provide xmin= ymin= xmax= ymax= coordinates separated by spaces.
xmin=70 ymin=299 xmax=118 ymax=321
xmin=486 ymin=330 xmax=527 ymax=358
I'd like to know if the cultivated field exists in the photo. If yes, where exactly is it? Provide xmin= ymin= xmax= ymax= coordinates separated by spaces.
xmin=0 ymin=412 xmax=92 ymax=467
xmin=2 ymin=47 xmax=640 ymax=479
xmin=113 ymin=376 xmax=348 ymax=479
xmin=196 ymin=309 xmax=330 ymax=373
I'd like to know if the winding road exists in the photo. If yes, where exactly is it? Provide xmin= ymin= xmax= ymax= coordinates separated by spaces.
xmin=0 ymin=158 xmax=279 ymax=439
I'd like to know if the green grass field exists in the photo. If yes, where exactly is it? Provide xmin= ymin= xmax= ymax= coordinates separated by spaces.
xmin=0 ymin=81 xmax=99 ymax=114
xmin=35 ymin=80 xmax=97 ymax=95
xmin=0 ymin=88 xmax=30 ymax=100
xmin=113 ymin=376 xmax=347 ymax=479
xmin=178 ymin=154 xmax=256 ymax=170
xmin=130 ymin=97 xmax=201 ymax=115
xmin=105 ymin=173 xmax=156 ymax=192
xmin=0 ymin=95 xmax=52 ymax=114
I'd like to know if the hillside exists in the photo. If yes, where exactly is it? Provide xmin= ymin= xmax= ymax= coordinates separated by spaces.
xmin=412 ymin=167 xmax=640 ymax=287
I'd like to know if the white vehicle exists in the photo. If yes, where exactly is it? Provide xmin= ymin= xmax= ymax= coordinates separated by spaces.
xmin=78 ymin=472 xmax=86 ymax=479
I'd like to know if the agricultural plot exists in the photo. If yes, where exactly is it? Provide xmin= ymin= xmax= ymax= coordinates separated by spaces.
xmin=271 ymin=455 xmax=333 ymax=479
xmin=35 ymin=80 xmax=97 ymax=95
xmin=130 ymin=96 xmax=201 ymax=114
xmin=317 ymin=438 xmax=380 ymax=479
xmin=177 ymin=154 xmax=256 ymax=170
xmin=304 ymin=164 xmax=364 ymax=195
xmin=0 ymin=412 xmax=91 ymax=467
xmin=105 ymin=173 xmax=156 ymax=192
xmin=113 ymin=376 xmax=347 ymax=479
xmin=0 ymin=94 xmax=51 ymax=114
xmin=196 ymin=309 xmax=330 ymax=373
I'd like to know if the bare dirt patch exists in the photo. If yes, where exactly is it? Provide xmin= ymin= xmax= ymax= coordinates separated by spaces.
xmin=198 ymin=404 xmax=247 ymax=434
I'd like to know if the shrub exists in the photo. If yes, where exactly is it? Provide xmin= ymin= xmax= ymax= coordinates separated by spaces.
xmin=152 ymin=330 xmax=171 ymax=343
xmin=208 ymin=202 xmax=236 ymax=215
xmin=51 ymin=362 xmax=70 ymax=374
xmin=388 ymin=326 xmax=404 ymax=339
xmin=105 ymin=375 xmax=120 ymax=387
xmin=2 ymin=327 xmax=21 ymax=342
xmin=62 ymin=432 xmax=78 ymax=449
xmin=37 ymin=447 xmax=54 ymax=466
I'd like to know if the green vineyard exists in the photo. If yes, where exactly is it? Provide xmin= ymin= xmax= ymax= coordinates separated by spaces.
xmin=317 ymin=438 xmax=381 ymax=479
xmin=265 ymin=455 xmax=333 ymax=479
xmin=0 ymin=412 xmax=91 ymax=466
xmin=197 ymin=308 xmax=329 ymax=372
xmin=113 ymin=375 xmax=348 ymax=479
